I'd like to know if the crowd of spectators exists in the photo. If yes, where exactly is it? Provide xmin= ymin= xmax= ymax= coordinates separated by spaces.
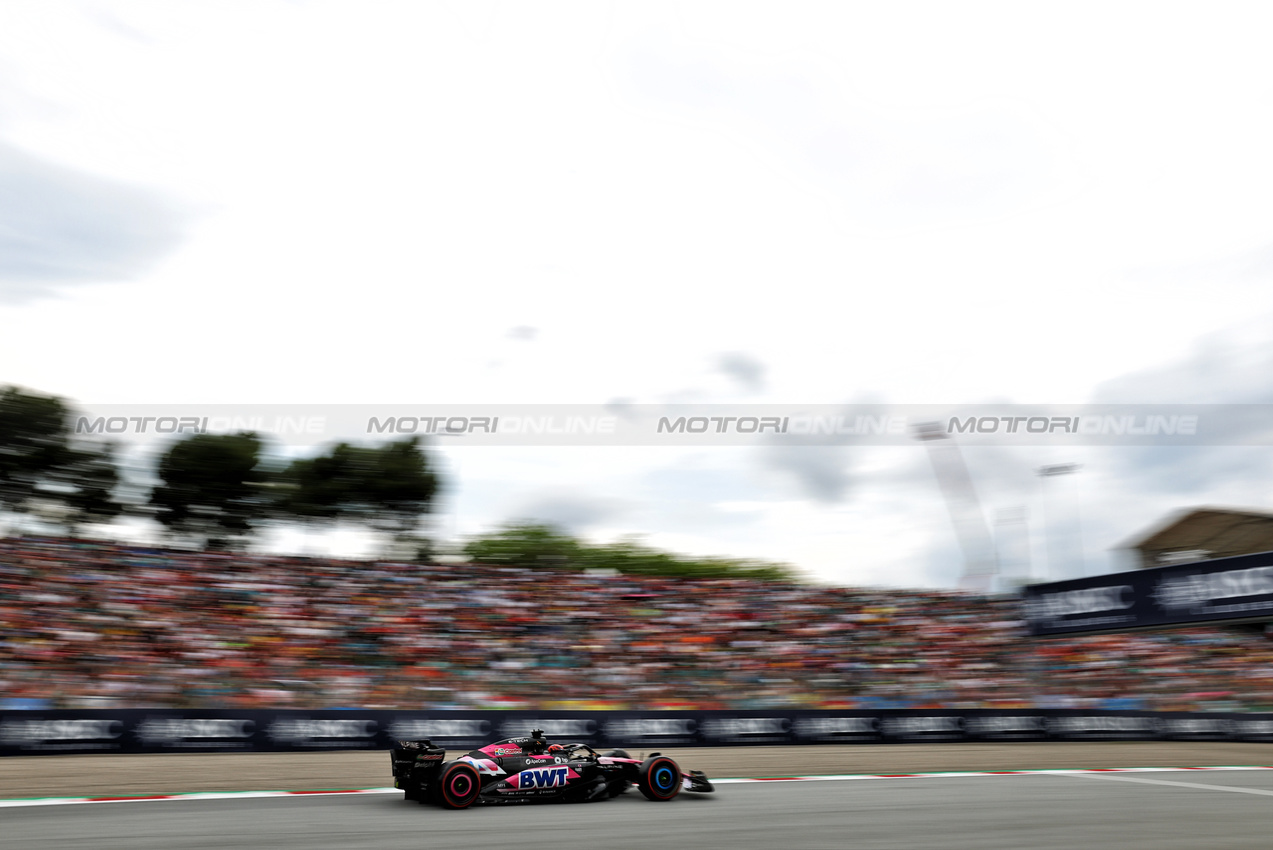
xmin=2 ymin=536 xmax=1271 ymax=712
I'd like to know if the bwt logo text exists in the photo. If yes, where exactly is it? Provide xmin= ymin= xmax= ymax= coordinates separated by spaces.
xmin=508 ymin=766 xmax=575 ymax=790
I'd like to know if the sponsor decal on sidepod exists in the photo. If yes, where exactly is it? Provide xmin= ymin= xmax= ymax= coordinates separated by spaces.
xmin=504 ymin=766 xmax=580 ymax=790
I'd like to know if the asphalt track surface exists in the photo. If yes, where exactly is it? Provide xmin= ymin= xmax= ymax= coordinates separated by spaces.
xmin=10 ymin=741 xmax=1273 ymax=798
xmin=8 ymin=770 xmax=1273 ymax=850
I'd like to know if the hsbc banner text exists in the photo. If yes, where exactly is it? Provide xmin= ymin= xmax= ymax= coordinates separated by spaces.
xmin=3 ymin=709 xmax=1273 ymax=756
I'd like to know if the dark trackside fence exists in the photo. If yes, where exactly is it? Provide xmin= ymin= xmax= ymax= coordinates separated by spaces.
xmin=3 ymin=709 xmax=1273 ymax=756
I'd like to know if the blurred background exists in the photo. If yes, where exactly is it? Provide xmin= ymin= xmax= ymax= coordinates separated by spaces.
xmin=4 ymin=1 xmax=1273 ymax=716
xmin=3 ymin=388 xmax=1273 ymax=715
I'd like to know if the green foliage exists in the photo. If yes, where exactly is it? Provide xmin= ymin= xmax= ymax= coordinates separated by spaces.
xmin=0 ymin=386 xmax=74 ymax=514
xmin=463 ymin=522 xmax=583 ymax=568
xmin=273 ymin=442 xmax=364 ymax=523
xmin=45 ymin=442 xmax=124 ymax=532
xmin=463 ymin=522 xmax=795 ymax=581
xmin=150 ymin=432 xmax=269 ymax=547
xmin=0 ymin=386 xmax=124 ymax=533
xmin=360 ymin=438 xmax=439 ymax=535
xmin=587 ymin=538 xmax=792 ymax=581
xmin=0 ymin=386 xmax=444 ymax=547
xmin=273 ymin=437 xmax=439 ymax=544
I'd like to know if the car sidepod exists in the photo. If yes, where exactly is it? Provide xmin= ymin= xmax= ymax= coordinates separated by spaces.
xmin=478 ymin=757 xmax=606 ymax=803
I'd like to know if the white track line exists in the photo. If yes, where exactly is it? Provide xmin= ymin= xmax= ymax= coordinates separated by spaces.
xmin=0 ymin=788 xmax=401 ymax=809
xmin=5 ymin=767 xmax=1273 ymax=809
xmin=713 ymin=766 xmax=1273 ymax=784
xmin=1064 ymin=772 xmax=1273 ymax=798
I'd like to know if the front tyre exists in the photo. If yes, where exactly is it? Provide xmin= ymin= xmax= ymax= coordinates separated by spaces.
xmin=638 ymin=756 xmax=682 ymax=801
xmin=435 ymin=762 xmax=481 ymax=809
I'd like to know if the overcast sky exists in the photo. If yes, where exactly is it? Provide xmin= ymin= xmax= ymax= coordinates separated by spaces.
xmin=3 ymin=1 xmax=1273 ymax=588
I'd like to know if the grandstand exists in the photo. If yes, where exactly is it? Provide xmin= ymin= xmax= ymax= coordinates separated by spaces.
xmin=1123 ymin=507 xmax=1273 ymax=568
xmin=3 ymin=536 xmax=1272 ymax=713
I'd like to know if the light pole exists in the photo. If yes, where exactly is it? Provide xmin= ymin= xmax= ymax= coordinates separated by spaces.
xmin=993 ymin=505 xmax=1031 ymax=589
xmin=1037 ymin=463 xmax=1081 ymax=580
xmin=913 ymin=422 xmax=997 ymax=593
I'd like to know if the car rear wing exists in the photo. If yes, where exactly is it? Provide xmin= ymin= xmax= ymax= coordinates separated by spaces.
xmin=390 ymin=739 xmax=447 ymax=782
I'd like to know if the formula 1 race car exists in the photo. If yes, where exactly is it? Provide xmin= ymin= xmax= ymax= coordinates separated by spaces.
xmin=390 ymin=729 xmax=715 ymax=808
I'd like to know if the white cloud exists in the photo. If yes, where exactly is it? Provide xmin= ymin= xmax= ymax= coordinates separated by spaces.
xmin=3 ymin=2 xmax=1273 ymax=586
xmin=0 ymin=141 xmax=184 ymax=302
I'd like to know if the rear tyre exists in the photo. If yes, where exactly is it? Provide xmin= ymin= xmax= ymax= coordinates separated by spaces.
xmin=404 ymin=783 xmax=421 ymax=802
xmin=638 ymin=755 xmax=682 ymax=801
xmin=435 ymin=762 xmax=481 ymax=809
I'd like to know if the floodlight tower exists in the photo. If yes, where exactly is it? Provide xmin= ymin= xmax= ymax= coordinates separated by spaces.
xmin=1037 ymin=462 xmax=1082 ymax=580
xmin=914 ymin=422 xmax=997 ymax=594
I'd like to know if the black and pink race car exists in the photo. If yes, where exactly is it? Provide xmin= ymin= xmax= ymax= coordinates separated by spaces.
xmin=390 ymin=729 xmax=714 ymax=808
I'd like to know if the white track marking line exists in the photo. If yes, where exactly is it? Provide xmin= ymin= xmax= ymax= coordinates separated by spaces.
xmin=713 ymin=766 xmax=1273 ymax=784
xmin=0 ymin=788 xmax=401 ymax=808
xmin=1065 ymin=772 xmax=1273 ymax=797
xmin=6 ymin=768 xmax=1273 ymax=808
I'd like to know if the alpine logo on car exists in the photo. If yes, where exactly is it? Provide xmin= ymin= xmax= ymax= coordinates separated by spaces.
xmin=458 ymin=757 xmax=505 ymax=776
xmin=506 ymin=766 xmax=579 ymax=790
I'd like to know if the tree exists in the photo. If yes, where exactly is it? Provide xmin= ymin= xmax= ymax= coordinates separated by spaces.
xmin=273 ymin=437 xmax=439 ymax=553
xmin=359 ymin=438 xmax=439 ymax=538
xmin=463 ymin=522 xmax=796 ymax=581
xmin=0 ymin=386 xmax=124 ymax=534
xmin=150 ymin=432 xmax=270 ymax=548
xmin=585 ymin=537 xmax=794 ymax=580
xmin=40 ymin=441 xmax=124 ymax=534
xmin=0 ymin=386 xmax=74 ymax=519
xmin=462 ymin=522 xmax=583 ymax=568
xmin=272 ymin=442 xmax=362 ymax=524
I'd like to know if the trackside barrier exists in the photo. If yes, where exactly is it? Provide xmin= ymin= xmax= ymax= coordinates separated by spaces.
xmin=3 ymin=710 xmax=1273 ymax=756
